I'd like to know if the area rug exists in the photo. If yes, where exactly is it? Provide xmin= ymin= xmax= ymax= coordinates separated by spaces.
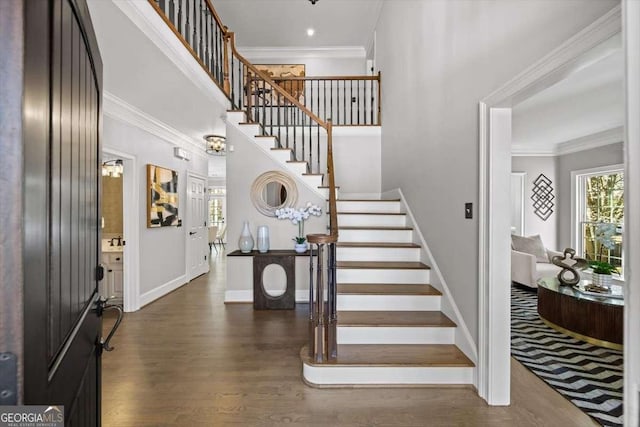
xmin=511 ymin=285 xmax=623 ymax=427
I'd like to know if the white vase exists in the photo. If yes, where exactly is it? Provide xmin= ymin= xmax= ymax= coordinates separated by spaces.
xmin=294 ymin=243 xmax=307 ymax=254
xmin=257 ymin=225 xmax=269 ymax=253
xmin=592 ymin=272 xmax=612 ymax=289
xmin=238 ymin=221 xmax=254 ymax=253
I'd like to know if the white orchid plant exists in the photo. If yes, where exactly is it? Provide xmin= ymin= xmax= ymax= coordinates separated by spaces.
xmin=590 ymin=222 xmax=619 ymax=275
xmin=275 ymin=202 xmax=323 ymax=244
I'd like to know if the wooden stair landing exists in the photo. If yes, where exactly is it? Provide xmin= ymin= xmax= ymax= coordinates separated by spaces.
xmin=301 ymin=344 xmax=474 ymax=367
xmin=338 ymin=311 xmax=455 ymax=327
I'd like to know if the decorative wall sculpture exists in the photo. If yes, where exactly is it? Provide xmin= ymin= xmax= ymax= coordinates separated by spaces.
xmin=531 ymin=173 xmax=554 ymax=221
xmin=147 ymin=164 xmax=179 ymax=227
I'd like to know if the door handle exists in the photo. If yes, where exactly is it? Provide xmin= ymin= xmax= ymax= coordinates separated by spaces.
xmin=189 ymin=231 xmax=196 ymax=235
xmin=96 ymin=297 xmax=123 ymax=352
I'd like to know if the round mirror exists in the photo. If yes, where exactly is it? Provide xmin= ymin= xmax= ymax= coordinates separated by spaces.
xmin=251 ymin=171 xmax=298 ymax=216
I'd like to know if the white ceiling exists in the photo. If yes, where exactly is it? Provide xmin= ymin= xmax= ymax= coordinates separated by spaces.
xmin=87 ymin=0 xmax=227 ymax=149
xmin=214 ymin=0 xmax=383 ymax=50
xmin=512 ymin=43 xmax=624 ymax=153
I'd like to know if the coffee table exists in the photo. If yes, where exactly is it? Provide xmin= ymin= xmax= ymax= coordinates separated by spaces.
xmin=536 ymin=277 xmax=623 ymax=350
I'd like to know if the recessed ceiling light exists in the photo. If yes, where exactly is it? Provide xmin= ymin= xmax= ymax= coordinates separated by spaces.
xmin=307 ymin=28 xmax=315 ymax=37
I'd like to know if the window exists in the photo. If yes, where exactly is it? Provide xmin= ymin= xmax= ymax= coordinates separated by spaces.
xmin=574 ymin=165 xmax=624 ymax=272
xmin=208 ymin=187 xmax=226 ymax=227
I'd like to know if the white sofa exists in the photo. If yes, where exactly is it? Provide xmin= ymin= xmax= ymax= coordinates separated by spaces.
xmin=511 ymin=248 xmax=563 ymax=288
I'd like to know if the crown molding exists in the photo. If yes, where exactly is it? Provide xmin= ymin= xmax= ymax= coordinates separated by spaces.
xmin=511 ymin=125 xmax=623 ymax=157
xmin=112 ymin=0 xmax=230 ymax=110
xmin=103 ymin=91 xmax=208 ymax=160
xmin=237 ymin=46 xmax=367 ymax=60
xmin=556 ymin=125 xmax=623 ymax=155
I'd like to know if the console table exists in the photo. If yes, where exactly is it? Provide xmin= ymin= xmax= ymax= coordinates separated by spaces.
xmin=228 ymin=250 xmax=313 ymax=310
xmin=537 ymin=277 xmax=623 ymax=350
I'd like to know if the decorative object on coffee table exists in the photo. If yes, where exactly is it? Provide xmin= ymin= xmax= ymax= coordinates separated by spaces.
xmin=531 ymin=173 xmax=554 ymax=221
xmin=588 ymin=222 xmax=618 ymax=289
xmin=551 ymin=248 xmax=587 ymax=286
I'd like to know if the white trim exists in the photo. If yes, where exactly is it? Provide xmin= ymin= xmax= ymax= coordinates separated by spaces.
xmin=102 ymin=148 xmax=140 ymax=313
xmin=623 ymin=2 xmax=640 ymax=424
xmin=237 ymin=46 xmax=367 ymax=60
xmin=103 ymin=91 xmax=208 ymax=160
xmin=111 ymin=0 xmax=231 ymax=110
xmin=478 ymin=5 xmax=621 ymax=406
xmin=511 ymin=126 xmax=623 ymax=156
xmin=511 ymin=172 xmax=526 ymax=236
xmin=224 ymin=289 xmax=309 ymax=303
xmin=139 ymin=274 xmax=187 ymax=308
xmin=383 ymin=189 xmax=478 ymax=369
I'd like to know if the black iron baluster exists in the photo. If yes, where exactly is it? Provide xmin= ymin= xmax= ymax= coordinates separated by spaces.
xmin=316 ymin=120 xmax=320 ymax=174
xmin=269 ymin=83 xmax=273 ymax=136
xmin=370 ymin=78 xmax=374 ymax=125
xmin=285 ymin=99 xmax=289 ymax=150
xmin=262 ymin=79 xmax=266 ymax=132
xmin=177 ymin=0 xmax=183 ymax=36
xmin=159 ymin=0 xmax=165 ymax=13
xmin=199 ymin=0 xmax=204 ymax=60
xmin=293 ymin=106 xmax=297 ymax=158
xmin=323 ymin=80 xmax=327 ymax=122
xmin=330 ymin=80 xmax=333 ymax=124
xmin=277 ymin=92 xmax=281 ymax=146
xmin=204 ymin=8 xmax=209 ymax=72
xmin=192 ymin=0 xmax=197 ymax=52
xmin=168 ymin=0 xmax=175 ymax=25
xmin=314 ymin=243 xmax=325 ymax=363
xmin=357 ymin=80 xmax=361 ymax=125
xmin=342 ymin=80 xmax=346 ymax=126
xmin=184 ymin=0 xmax=190 ymax=44
xmin=308 ymin=245 xmax=315 ymax=358
xmin=350 ymin=80 xmax=353 ymax=125
xmin=302 ymin=108 xmax=305 ymax=167
xmin=328 ymin=242 xmax=337 ymax=360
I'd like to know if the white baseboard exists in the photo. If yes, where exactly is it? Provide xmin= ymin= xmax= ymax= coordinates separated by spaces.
xmin=140 ymin=275 xmax=187 ymax=308
xmin=224 ymin=289 xmax=310 ymax=303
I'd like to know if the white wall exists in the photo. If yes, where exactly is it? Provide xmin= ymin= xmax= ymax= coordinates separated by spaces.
xmin=374 ymin=0 xmax=619 ymax=344
xmin=556 ymin=141 xmax=623 ymax=248
xmin=225 ymin=124 xmax=326 ymax=300
xmin=103 ymin=115 xmax=208 ymax=300
xmin=511 ymin=156 xmax=558 ymax=249
xmin=333 ymin=130 xmax=382 ymax=195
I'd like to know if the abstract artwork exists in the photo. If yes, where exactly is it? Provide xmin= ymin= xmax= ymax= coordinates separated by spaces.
xmin=531 ymin=173 xmax=554 ymax=221
xmin=147 ymin=164 xmax=179 ymax=227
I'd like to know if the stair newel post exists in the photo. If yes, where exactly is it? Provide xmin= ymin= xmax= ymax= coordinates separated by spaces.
xmin=314 ymin=243 xmax=326 ymax=363
xmin=308 ymin=244 xmax=316 ymax=358
xmin=223 ymin=31 xmax=231 ymax=97
xmin=327 ymin=241 xmax=337 ymax=360
xmin=377 ymin=71 xmax=382 ymax=125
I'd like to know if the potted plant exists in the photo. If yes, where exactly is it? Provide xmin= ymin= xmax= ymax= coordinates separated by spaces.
xmin=275 ymin=203 xmax=323 ymax=253
xmin=589 ymin=222 xmax=619 ymax=288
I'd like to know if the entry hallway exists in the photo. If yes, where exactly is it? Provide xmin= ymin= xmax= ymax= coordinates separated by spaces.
xmin=102 ymin=254 xmax=596 ymax=426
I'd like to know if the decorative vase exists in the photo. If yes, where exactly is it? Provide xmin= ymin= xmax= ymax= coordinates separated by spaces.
xmin=294 ymin=242 xmax=307 ymax=254
xmin=592 ymin=272 xmax=612 ymax=289
xmin=238 ymin=221 xmax=254 ymax=253
xmin=257 ymin=225 xmax=269 ymax=253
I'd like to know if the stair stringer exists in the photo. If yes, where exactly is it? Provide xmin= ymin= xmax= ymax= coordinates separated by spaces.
xmin=382 ymin=188 xmax=479 ymax=384
xmin=225 ymin=111 xmax=328 ymax=199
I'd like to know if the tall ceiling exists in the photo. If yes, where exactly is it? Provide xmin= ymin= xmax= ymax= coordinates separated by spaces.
xmin=213 ymin=0 xmax=383 ymax=49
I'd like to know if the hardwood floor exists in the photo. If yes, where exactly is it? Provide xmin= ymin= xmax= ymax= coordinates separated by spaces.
xmin=102 ymin=252 xmax=596 ymax=426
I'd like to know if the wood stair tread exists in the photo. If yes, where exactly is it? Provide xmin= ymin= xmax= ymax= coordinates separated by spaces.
xmin=301 ymin=344 xmax=474 ymax=367
xmin=339 ymin=226 xmax=413 ymax=230
xmin=256 ymin=135 xmax=278 ymax=139
xmin=337 ymin=199 xmax=401 ymax=202
xmin=338 ymin=284 xmax=441 ymax=296
xmin=318 ymin=185 xmax=340 ymax=189
xmin=338 ymin=311 xmax=455 ymax=327
xmin=286 ymin=160 xmax=307 ymax=164
xmin=338 ymin=261 xmax=429 ymax=270
xmin=337 ymin=242 xmax=420 ymax=248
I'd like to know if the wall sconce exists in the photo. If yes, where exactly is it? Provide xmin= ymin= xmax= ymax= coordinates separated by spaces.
xmin=102 ymin=159 xmax=123 ymax=178
xmin=204 ymin=134 xmax=226 ymax=156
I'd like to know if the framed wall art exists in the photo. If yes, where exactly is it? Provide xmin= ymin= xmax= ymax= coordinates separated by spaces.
xmin=147 ymin=164 xmax=179 ymax=227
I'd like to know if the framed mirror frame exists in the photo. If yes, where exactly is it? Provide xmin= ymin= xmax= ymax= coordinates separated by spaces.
xmin=250 ymin=171 xmax=298 ymax=216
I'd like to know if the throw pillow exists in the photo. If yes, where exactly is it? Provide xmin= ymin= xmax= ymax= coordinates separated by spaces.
xmin=511 ymin=234 xmax=548 ymax=263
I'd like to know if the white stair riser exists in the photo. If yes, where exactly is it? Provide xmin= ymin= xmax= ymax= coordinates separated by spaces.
xmin=337 ymin=294 xmax=440 ymax=311
xmin=285 ymin=162 xmax=307 ymax=175
xmin=337 ymin=326 xmax=454 ymax=344
xmin=238 ymin=124 xmax=261 ymax=138
xmin=337 ymin=246 xmax=420 ymax=262
xmin=302 ymin=175 xmax=323 ymax=188
xmin=336 ymin=201 xmax=401 ymax=213
xmin=255 ymin=139 xmax=276 ymax=151
xmin=318 ymin=188 xmax=340 ymax=200
xmin=338 ymin=229 xmax=412 ymax=243
xmin=270 ymin=150 xmax=292 ymax=163
xmin=303 ymin=364 xmax=474 ymax=386
xmin=337 ymin=214 xmax=406 ymax=227
xmin=337 ymin=268 xmax=430 ymax=284
xmin=226 ymin=111 xmax=246 ymax=124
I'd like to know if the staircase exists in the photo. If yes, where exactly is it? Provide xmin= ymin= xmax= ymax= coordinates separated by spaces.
xmin=301 ymin=197 xmax=475 ymax=386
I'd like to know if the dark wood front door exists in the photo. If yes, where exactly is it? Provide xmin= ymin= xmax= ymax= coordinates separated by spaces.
xmin=23 ymin=0 xmax=103 ymax=424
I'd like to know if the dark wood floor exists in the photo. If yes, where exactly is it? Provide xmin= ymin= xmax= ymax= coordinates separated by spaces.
xmin=102 ymin=252 xmax=596 ymax=426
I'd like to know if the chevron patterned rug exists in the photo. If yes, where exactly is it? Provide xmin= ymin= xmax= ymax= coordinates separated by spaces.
xmin=511 ymin=285 xmax=623 ymax=427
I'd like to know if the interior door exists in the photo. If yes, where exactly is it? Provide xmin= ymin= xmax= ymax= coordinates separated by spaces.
xmin=187 ymin=175 xmax=208 ymax=280
xmin=23 ymin=0 xmax=104 ymax=424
